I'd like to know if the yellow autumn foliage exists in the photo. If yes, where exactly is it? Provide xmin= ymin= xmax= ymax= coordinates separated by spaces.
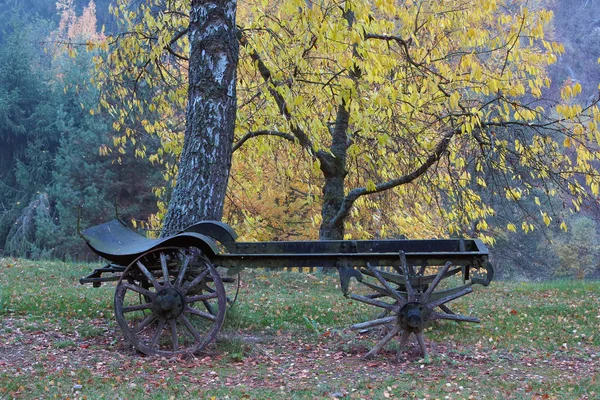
xmin=93 ymin=0 xmax=600 ymax=243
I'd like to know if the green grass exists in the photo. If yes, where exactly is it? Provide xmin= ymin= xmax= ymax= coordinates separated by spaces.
xmin=1 ymin=257 xmax=599 ymax=399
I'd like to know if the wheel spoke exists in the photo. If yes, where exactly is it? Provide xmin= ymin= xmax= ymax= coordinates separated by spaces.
xmin=428 ymin=284 xmax=473 ymax=302
xmin=361 ymin=268 xmax=406 ymax=286
xmin=182 ymin=267 xmax=210 ymax=294
xmin=186 ymin=292 xmax=219 ymax=303
xmin=367 ymin=292 xmax=389 ymax=299
xmin=399 ymin=252 xmax=415 ymax=302
xmin=203 ymin=300 xmax=216 ymax=316
xmin=364 ymin=324 xmax=399 ymax=359
xmin=391 ymin=263 xmax=404 ymax=276
xmin=439 ymin=304 xmax=455 ymax=315
xmin=174 ymin=254 xmax=191 ymax=288
xmin=376 ymin=309 xmax=392 ymax=319
xmin=136 ymin=260 xmax=161 ymax=290
xmin=160 ymin=253 xmax=171 ymax=287
xmin=184 ymin=305 xmax=217 ymax=321
xmin=150 ymin=319 xmax=167 ymax=348
xmin=122 ymin=302 xmax=153 ymax=313
xmin=122 ymin=283 xmax=155 ymax=299
xmin=396 ymin=330 xmax=411 ymax=360
xmin=179 ymin=314 xmax=205 ymax=344
xmin=422 ymin=262 xmax=452 ymax=302
xmin=350 ymin=316 xmax=395 ymax=331
xmin=349 ymin=294 xmax=399 ymax=311
xmin=416 ymin=332 xmax=428 ymax=358
xmin=431 ymin=311 xmax=480 ymax=323
xmin=398 ymin=330 xmax=411 ymax=348
xmin=367 ymin=263 xmax=406 ymax=305
xmin=426 ymin=286 xmax=473 ymax=309
xmin=132 ymin=313 xmax=157 ymax=333
xmin=169 ymin=320 xmax=179 ymax=352
xmin=360 ymin=280 xmax=394 ymax=298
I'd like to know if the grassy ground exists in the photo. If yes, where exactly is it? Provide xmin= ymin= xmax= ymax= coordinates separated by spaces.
xmin=0 ymin=257 xmax=599 ymax=399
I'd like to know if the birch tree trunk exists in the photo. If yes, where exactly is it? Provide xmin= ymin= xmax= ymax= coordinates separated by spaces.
xmin=162 ymin=0 xmax=238 ymax=236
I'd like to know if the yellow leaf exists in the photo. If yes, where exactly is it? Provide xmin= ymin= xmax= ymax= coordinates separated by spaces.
xmin=560 ymin=221 xmax=568 ymax=232
xmin=449 ymin=91 xmax=459 ymax=109
xmin=542 ymin=213 xmax=551 ymax=227
xmin=366 ymin=179 xmax=377 ymax=192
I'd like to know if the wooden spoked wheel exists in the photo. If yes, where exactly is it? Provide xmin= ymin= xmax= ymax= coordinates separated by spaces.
xmin=350 ymin=254 xmax=479 ymax=360
xmin=114 ymin=246 xmax=226 ymax=356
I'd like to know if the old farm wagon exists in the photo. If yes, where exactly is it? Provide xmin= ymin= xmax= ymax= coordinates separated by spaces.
xmin=80 ymin=219 xmax=493 ymax=358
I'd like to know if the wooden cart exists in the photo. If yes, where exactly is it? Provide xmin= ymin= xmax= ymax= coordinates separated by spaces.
xmin=80 ymin=219 xmax=493 ymax=358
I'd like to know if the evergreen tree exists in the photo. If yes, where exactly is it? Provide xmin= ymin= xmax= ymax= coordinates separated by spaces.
xmin=0 ymin=5 xmax=160 ymax=259
xmin=0 ymin=16 xmax=58 ymax=252
xmin=45 ymin=1 xmax=162 ymax=258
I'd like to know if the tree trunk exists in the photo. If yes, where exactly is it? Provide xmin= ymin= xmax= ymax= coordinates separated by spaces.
xmin=319 ymin=173 xmax=345 ymax=240
xmin=162 ymin=0 xmax=239 ymax=236
xmin=318 ymin=103 xmax=349 ymax=241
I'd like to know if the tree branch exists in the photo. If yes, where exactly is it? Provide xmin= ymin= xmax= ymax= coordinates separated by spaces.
xmin=364 ymin=33 xmax=449 ymax=83
xmin=239 ymin=33 xmax=333 ymax=171
xmin=232 ymin=130 xmax=296 ymax=152
xmin=501 ymin=14 xmax=525 ymax=77
xmin=329 ymin=127 xmax=458 ymax=229
xmin=165 ymin=28 xmax=189 ymax=61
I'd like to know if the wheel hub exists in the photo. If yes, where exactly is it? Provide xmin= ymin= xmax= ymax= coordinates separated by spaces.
xmin=398 ymin=302 xmax=431 ymax=332
xmin=153 ymin=288 xmax=185 ymax=319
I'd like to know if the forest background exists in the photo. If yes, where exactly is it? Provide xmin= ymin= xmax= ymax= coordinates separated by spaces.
xmin=0 ymin=0 xmax=599 ymax=280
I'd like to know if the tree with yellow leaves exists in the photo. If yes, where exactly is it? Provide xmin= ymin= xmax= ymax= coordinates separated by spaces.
xmin=95 ymin=0 xmax=600 ymax=243
xmin=236 ymin=0 xmax=600 ymax=242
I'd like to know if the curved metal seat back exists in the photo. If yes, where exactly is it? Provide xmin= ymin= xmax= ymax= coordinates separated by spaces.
xmin=82 ymin=219 xmax=219 ymax=266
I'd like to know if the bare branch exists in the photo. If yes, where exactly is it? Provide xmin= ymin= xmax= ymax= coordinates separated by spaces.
xmin=329 ymin=127 xmax=457 ymax=229
xmin=501 ymin=14 xmax=525 ymax=77
xmin=232 ymin=130 xmax=296 ymax=152
xmin=165 ymin=28 xmax=189 ymax=61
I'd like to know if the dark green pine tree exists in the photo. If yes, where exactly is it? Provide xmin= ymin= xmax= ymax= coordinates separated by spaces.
xmin=1 ymin=6 xmax=161 ymax=259
xmin=0 ymin=16 xmax=59 ymax=254
xmin=48 ymin=46 xmax=163 ymax=258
